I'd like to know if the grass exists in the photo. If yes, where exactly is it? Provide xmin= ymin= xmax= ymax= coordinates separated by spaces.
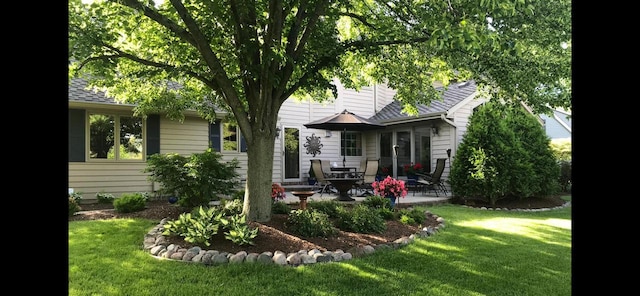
xmin=69 ymin=195 xmax=571 ymax=296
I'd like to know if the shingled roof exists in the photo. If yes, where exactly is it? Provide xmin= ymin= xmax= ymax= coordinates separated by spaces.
xmin=68 ymin=78 xmax=135 ymax=106
xmin=368 ymin=80 xmax=477 ymax=123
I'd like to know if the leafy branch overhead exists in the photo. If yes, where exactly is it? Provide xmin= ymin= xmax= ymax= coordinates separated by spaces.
xmin=69 ymin=0 xmax=570 ymax=222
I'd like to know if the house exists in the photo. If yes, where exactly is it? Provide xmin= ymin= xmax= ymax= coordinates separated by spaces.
xmin=539 ymin=108 xmax=571 ymax=141
xmin=68 ymin=78 xmax=488 ymax=202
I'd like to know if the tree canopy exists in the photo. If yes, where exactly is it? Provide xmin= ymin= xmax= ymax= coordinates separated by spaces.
xmin=68 ymin=0 xmax=571 ymax=221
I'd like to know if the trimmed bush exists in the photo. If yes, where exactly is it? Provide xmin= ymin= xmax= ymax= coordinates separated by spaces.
xmin=336 ymin=204 xmax=386 ymax=234
xmin=286 ymin=209 xmax=338 ymax=238
xmin=114 ymin=193 xmax=147 ymax=213
xmin=144 ymin=149 xmax=240 ymax=208
xmin=449 ymin=101 xmax=560 ymax=205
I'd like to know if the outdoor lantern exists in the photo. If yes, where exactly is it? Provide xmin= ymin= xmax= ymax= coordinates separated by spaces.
xmin=275 ymin=127 xmax=281 ymax=138
xmin=431 ymin=124 xmax=439 ymax=135
xmin=393 ymin=144 xmax=399 ymax=157
xmin=446 ymin=148 xmax=451 ymax=158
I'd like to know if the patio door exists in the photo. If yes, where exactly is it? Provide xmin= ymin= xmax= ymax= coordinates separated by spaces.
xmin=283 ymin=127 xmax=300 ymax=181
xmin=395 ymin=130 xmax=412 ymax=177
xmin=379 ymin=130 xmax=413 ymax=177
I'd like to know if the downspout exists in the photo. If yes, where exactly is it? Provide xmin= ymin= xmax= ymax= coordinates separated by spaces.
xmin=440 ymin=113 xmax=457 ymax=154
xmin=440 ymin=113 xmax=457 ymax=193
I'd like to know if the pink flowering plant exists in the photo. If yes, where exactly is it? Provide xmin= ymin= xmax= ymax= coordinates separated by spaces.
xmin=371 ymin=176 xmax=408 ymax=198
xmin=271 ymin=183 xmax=286 ymax=201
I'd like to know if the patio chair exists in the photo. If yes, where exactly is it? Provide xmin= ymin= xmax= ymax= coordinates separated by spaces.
xmin=355 ymin=158 xmax=379 ymax=196
xmin=417 ymin=158 xmax=448 ymax=196
xmin=311 ymin=159 xmax=334 ymax=196
xmin=320 ymin=159 xmax=337 ymax=178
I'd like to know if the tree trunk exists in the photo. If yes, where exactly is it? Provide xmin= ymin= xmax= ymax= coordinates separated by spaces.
xmin=242 ymin=133 xmax=275 ymax=222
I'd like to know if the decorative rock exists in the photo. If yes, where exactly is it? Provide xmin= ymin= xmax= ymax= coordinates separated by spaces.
xmin=300 ymin=254 xmax=316 ymax=264
xmin=143 ymin=210 xmax=449 ymax=267
xmin=257 ymin=254 xmax=274 ymax=264
xmin=273 ymin=251 xmax=288 ymax=265
xmin=245 ymin=253 xmax=259 ymax=263
xmin=229 ymin=251 xmax=247 ymax=264
xmin=212 ymin=254 xmax=229 ymax=264
xmin=286 ymin=253 xmax=302 ymax=266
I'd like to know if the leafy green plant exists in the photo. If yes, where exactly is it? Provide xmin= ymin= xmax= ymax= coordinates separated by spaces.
xmin=307 ymin=200 xmax=344 ymax=218
xmin=286 ymin=209 xmax=338 ymax=238
xmin=220 ymin=214 xmax=258 ymax=245
xmin=336 ymin=204 xmax=386 ymax=234
xmin=69 ymin=191 xmax=83 ymax=203
xmin=95 ymin=192 xmax=115 ymax=204
xmin=113 ymin=193 xmax=147 ymax=213
xmin=163 ymin=206 xmax=224 ymax=246
xmin=69 ymin=197 xmax=81 ymax=217
xmin=144 ymin=149 xmax=240 ymax=208
xmin=220 ymin=199 xmax=244 ymax=216
xmin=377 ymin=207 xmax=395 ymax=220
xmin=399 ymin=214 xmax=416 ymax=225
xmin=361 ymin=195 xmax=392 ymax=210
xmin=271 ymin=201 xmax=292 ymax=214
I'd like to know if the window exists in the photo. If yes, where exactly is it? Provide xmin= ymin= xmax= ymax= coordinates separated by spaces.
xmin=218 ymin=121 xmax=247 ymax=153
xmin=89 ymin=113 xmax=143 ymax=160
xmin=341 ymin=131 xmax=362 ymax=156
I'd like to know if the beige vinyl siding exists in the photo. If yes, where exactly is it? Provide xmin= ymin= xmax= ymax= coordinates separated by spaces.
xmin=69 ymin=115 xmax=221 ymax=202
xmin=69 ymin=162 xmax=151 ymax=202
xmin=160 ymin=116 xmax=209 ymax=155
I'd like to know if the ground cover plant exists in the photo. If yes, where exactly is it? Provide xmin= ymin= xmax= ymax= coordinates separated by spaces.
xmin=69 ymin=196 xmax=571 ymax=295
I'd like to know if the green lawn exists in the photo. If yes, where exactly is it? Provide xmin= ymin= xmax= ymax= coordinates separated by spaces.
xmin=69 ymin=196 xmax=571 ymax=296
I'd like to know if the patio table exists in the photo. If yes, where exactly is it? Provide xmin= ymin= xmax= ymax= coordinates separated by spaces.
xmin=325 ymin=177 xmax=363 ymax=201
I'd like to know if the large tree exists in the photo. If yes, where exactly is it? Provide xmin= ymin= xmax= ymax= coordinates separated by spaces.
xmin=68 ymin=0 xmax=571 ymax=222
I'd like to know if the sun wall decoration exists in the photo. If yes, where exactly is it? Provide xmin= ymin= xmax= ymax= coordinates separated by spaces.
xmin=304 ymin=133 xmax=323 ymax=157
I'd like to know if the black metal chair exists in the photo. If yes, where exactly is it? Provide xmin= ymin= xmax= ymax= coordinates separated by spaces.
xmin=354 ymin=158 xmax=379 ymax=196
xmin=417 ymin=158 xmax=448 ymax=196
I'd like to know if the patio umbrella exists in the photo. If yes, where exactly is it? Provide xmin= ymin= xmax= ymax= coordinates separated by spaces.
xmin=304 ymin=109 xmax=385 ymax=167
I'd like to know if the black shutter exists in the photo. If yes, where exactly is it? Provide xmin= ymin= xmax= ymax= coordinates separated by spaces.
xmin=146 ymin=114 xmax=160 ymax=156
xmin=68 ymin=109 xmax=85 ymax=162
xmin=240 ymin=133 xmax=247 ymax=152
xmin=209 ymin=120 xmax=221 ymax=151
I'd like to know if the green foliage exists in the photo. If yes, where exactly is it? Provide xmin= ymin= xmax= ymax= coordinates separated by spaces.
xmin=558 ymin=160 xmax=572 ymax=193
xmin=69 ymin=0 xmax=570 ymax=220
xmin=220 ymin=214 xmax=258 ymax=246
xmin=449 ymin=102 xmax=560 ymax=205
xmin=95 ymin=192 xmax=115 ymax=204
xmin=397 ymin=208 xmax=426 ymax=225
xmin=286 ymin=209 xmax=338 ymax=238
xmin=399 ymin=215 xmax=416 ymax=225
xmin=377 ymin=207 xmax=395 ymax=220
xmin=361 ymin=195 xmax=393 ymax=210
xmin=69 ymin=191 xmax=83 ymax=203
xmin=113 ymin=193 xmax=147 ymax=213
xmin=230 ymin=190 xmax=245 ymax=201
xmin=162 ymin=206 xmax=225 ymax=247
xmin=144 ymin=149 xmax=240 ymax=208
xmin=336 ymin=204 xmax=386 ymax=234
xmin=271 ymin=201 xmax=292 ymax=215
xmin=550 ymin=139 xmax=571 ymax=193
xmin=69 ymin=197 xmax=82 ymax=217
xmin=307 ymin=200 xmax=344 ymax=218
xmin=550 ymin=139 xmax=572 ymax=162
xmin=220 ymin=199 xmax=244 ymax=216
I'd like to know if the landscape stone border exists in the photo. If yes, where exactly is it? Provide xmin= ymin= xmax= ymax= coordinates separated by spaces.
xmin=460 ymin=201 xmax=571 ymax=212
xmin=142 ymin=201 xmax=571 ymax=267
xmin=143 ymin=210 xmax=446 ymax=267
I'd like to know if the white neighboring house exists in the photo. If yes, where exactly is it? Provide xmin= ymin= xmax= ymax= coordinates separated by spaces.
xmin=68 ymin=78 xmax=489 ymax=202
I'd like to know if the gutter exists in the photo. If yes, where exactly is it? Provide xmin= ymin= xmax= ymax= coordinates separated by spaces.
xmin=378 ymin=111 xmax=447 ymax=126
